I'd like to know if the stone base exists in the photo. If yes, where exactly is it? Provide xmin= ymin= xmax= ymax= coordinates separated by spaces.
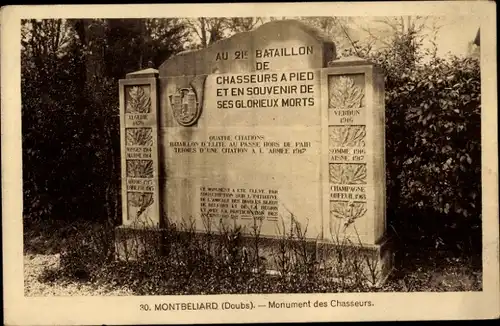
xmin=316 ymin=236 xmax=394 ymax=286
xmin=115 ymin=225 xmax=166 ymax=261
xmin=238 ymin=235 xmax=394 ymax=286
xmin=114 ymin=226 xmax=394 ymax=286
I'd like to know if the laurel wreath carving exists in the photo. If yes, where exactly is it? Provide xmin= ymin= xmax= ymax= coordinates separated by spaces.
xmin=329 ymin=126 xmax=366 ymax=147
xmin=128 ymin=192 xmax=154 ymax=218
xmin=330 ymin=201 xmax=367 ymax=226
xmin=126 ymin=86 xmax=151 ymax=114
xmin=126 ymin=128 xmax=153 ymax=146
xmin=329 ymin=76 xmax=364 ymax=110
xmin=329 ymin=163 xmax=367 ymax=184
xmin=126 ymin=160 xmax=153 ymax=178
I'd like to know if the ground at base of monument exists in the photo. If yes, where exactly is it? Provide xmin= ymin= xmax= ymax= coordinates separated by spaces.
xmin=23 ymin=219 xmax=481 ymax=295
xmin=115 ymin=225 xmax=394 ymax=286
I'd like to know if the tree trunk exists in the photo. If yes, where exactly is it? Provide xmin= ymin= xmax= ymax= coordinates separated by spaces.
xmin=200 ymin=18 xmax=207 ymax=48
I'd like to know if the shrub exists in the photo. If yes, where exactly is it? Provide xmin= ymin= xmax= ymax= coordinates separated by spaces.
xmin=383 ymin=55 xmax=481 ymax=252
xmin=341 ymin=32 xmax=481 ymax=252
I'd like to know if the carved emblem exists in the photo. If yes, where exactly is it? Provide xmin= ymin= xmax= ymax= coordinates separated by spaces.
xmin=329 ymin=126 xmax=366 ymax=148
xmin=329 ymin=76 xmax=364 ymax=110
xmin=329 ymin=163 xmax=367 ymax=184
xmin=128 ymin=192 xmax=154 ymax=218
xmin=126 ymin=86 xmax=151 ymax=114
xmin=126 ymin=128 xmax=153 ymax=146
xmin=126 ymin=160 xmax=154 ymax=178
xmin=330 ymin=201 xmax=367 ymax=227
xmin=169 ymin=87 xmax=201 ymax=126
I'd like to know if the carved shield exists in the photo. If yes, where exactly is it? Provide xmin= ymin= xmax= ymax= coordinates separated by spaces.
xmin=169 ymin=87 xmax=201 ymax=126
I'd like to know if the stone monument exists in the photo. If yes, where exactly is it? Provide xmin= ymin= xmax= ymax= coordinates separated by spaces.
xmin=116 ymin=19 xmax=393 ymax=283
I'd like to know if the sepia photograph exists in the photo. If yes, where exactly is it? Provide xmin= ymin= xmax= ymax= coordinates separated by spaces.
xmin=2 ymin=2 xmax=499 ymax=325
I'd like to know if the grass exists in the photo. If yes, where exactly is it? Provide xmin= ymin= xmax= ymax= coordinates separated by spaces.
xmin=23 ymin=218 xmax=482 ymax=296
xmin=24 ymin=253 xmax=133 ymax=296
xmin=382 ymin=245 xmax=482 ymax=292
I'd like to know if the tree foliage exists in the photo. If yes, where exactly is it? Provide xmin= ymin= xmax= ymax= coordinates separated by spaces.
xmin=185 ymin=17 xmax=265 ymax=49
xmin=22 ymin=19 xmax=188 ymax=225
xmin=341 ymin=22 xmax=481 ymax=251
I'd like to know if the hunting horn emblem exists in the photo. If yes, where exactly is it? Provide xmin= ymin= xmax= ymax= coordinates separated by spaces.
xmin=169 ymin=86 xmax=201 ymax=127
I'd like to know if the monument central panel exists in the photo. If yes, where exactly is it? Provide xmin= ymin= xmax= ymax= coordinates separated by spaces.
xmin=161 ymin=68 xmax=323 ymax=237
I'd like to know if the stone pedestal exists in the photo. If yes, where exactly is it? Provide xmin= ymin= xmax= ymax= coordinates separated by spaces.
xmin=319 ymin=57 xmax=392 ymax=283
xmin=322 ymin=57 xmax=387 ymax=246
xmin=117 ymin=68 xmax=162 ymax=258
xmin=316 ymin=236 xmax=394 ymax=286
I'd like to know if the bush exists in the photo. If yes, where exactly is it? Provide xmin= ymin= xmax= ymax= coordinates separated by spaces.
xmin=340 ymin=27 xmax=481 ymax=252
xmin=395 ymin=58 xmax=479 ymax=251
xmin=22 ymin=19 xmax=188 ymax=226
xmin=344 ymin=37 xmax=482 ymax=252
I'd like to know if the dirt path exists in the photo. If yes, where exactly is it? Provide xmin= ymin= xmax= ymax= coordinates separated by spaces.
xmin=24 ymin=254 xmax=133 ymax=296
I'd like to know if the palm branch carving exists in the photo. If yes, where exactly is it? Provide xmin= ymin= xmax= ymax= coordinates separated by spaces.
xmin=330 ymin=201 xmax=367 ymax=227
xmin=329 ymin=126 xmax=366 ymax=147
xmin=329 ymin=76 xmax=364 ymax=110
xmin=126 ymin=160 xmax=153 ymax=178
xmin=126 ymin=128 xmax=153 ymax=146
xmin=330 ymin=163 xmax=367 ymax=184
xmin=126 ymin=86 xmax=151 ymax=113
xmin=128 ymin=192 xmax=154 ymax=218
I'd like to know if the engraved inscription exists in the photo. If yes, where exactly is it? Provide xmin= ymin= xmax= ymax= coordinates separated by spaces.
xmin=126 ymin=147 xmax=152 ymax=159
xmin=168 ymin=134 xmax=313 ymax=155
xmin=200 ymin=187 xmax=279 ymax=221
xmin=127 ymin=178 xmax=155 ymax=192
xmin=214 ymin=71 xmax=317 ymax=109
xmin=330 ymin=184 xmax=366 ymax=201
